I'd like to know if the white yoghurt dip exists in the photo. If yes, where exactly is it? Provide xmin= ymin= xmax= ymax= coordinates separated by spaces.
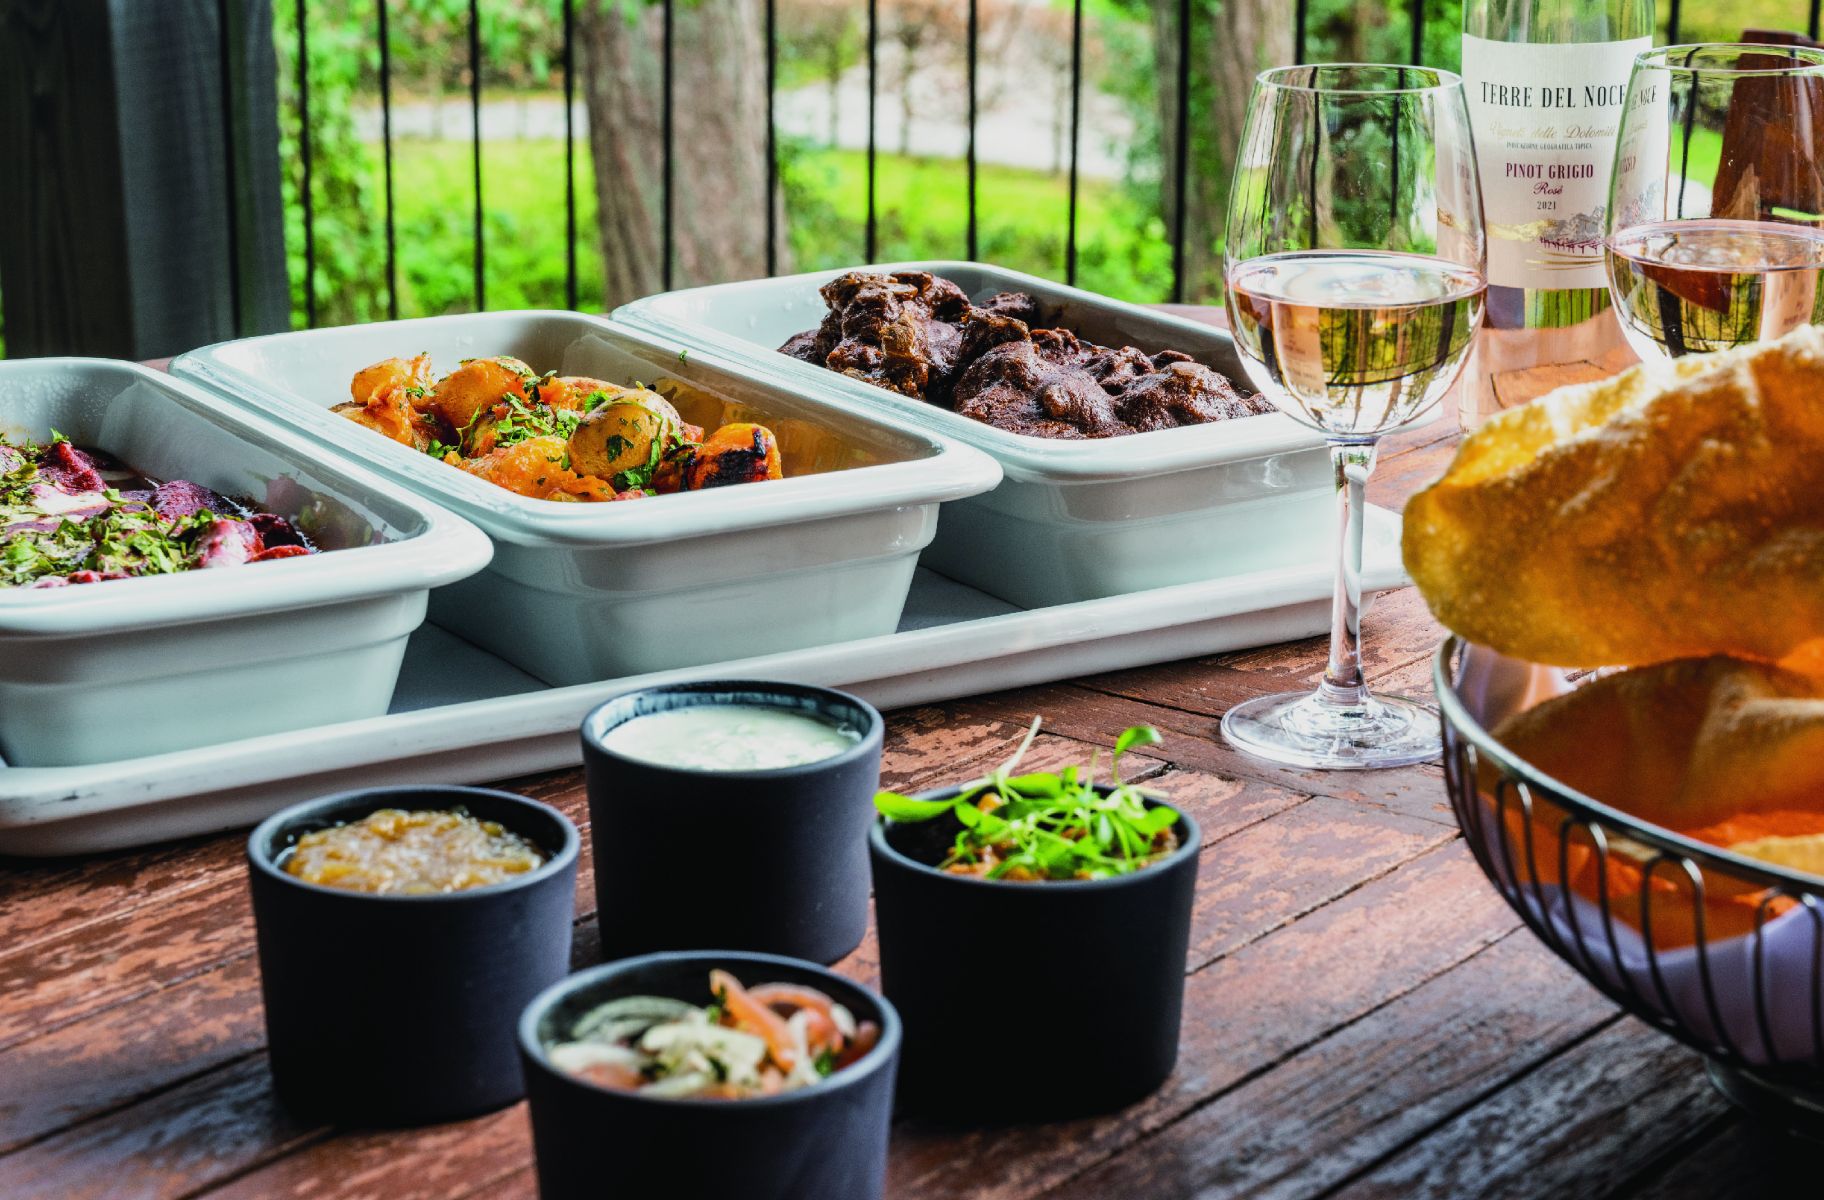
xmin=602 ymin=703 xmax=862 ymax=772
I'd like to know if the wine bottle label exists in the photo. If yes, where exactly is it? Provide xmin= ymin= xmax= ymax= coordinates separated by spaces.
xmin=1461 ymin=33 xmax=1650 ymax=290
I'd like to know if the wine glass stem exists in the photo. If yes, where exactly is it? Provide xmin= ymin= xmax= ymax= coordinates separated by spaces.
xmin=1320 ymin=439 xmax=1378 ymax=708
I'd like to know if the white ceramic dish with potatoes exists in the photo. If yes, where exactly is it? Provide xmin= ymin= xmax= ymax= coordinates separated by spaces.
xmin=172 ymin=312 xmax=1002 ymax=686
xmin=0 ymin=359 xmax=492 ymax=767
xmin=616 ymin=261 xmax=1343 ymax=607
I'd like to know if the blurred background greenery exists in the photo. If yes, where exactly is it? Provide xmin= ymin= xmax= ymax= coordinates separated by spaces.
xmin=272 ymin=0 xmax=1814 ymax=329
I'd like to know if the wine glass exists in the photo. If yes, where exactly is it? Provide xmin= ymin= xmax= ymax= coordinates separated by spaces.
xmin=1222 ymin=64 xmax=1486 ymax=770
xmin=1607 ymin=43 xmax=1824 ymax=359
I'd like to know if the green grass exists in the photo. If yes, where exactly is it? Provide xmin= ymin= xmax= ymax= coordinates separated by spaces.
xmin=780 ymin=147 xmax=1173 ymax=302
xmin=1667 ymin=0 xmax=1813 ymax=42
xmin=388 ymin=136 xmax=604 ymax=315
xmin=289 ymin=137 xmax=1173 ymax=328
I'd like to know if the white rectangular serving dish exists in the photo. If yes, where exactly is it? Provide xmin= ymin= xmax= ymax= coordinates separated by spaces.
xmin=0 ymin=499 xmax=1408 ymax=855
xmin=0 ymin=359 xmax=493 ymax=767
xmin=616 ymin=261 xmax=1342 ymax=608
xmin=172 ymin=312 xmax=1002 ymax=686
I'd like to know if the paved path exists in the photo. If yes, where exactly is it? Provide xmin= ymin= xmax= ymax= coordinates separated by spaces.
xmin=352 ymin=73 xmax=1131 ymax=179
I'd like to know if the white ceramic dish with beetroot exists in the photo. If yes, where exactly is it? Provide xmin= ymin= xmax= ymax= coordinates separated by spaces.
xmin=0 ymin=359 xmax=491 ymax=767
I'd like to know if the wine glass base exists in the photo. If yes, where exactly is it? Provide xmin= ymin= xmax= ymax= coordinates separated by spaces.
xmin=1220 ymin=690 xmax=1441 ymax=770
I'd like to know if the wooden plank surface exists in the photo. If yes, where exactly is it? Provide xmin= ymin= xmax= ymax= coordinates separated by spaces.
xmin=0 ymin=338 xmax=1785 ymax=1199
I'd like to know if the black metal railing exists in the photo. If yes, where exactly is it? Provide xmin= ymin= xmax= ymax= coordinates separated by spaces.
xmin=268 ymin=0 xmax=1824 ymax=334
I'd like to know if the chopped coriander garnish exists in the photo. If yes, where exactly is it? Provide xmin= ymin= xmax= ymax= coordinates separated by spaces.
xmin=0 ymin=435 xmax=315 ymax=587
xmin=468 ymin=394 xmax=586 ymax=452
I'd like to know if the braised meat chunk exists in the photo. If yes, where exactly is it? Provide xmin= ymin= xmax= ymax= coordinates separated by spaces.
xmin=779 ymin=310 xmax=840 ymax=366
xmin=816 ymin=271 xmax=973 ymax=399
xmin=975 ymin=290 xmax=1047 ymax=326
xmin=953 ymin=340 xmax=1119 ymax=439
xmin=1115 ymin=362 xmax=1275 ymax=431
xmin=779 ymin=270 xmax=1266 ymax=439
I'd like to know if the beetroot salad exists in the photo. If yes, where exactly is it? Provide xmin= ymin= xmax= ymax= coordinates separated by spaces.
xmin=1 ymin=434 xmax=316 ymax=589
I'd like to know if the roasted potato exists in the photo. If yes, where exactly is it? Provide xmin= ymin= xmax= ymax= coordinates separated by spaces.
xmin=538 ymin=376 xmax=624 ymax=412
xmin=460 ymin=435 xmax=575 ymax=500
xmin=683 ymin=423 xmax=783 ymax=491
xmin=566 ymin=390 xmax=683 ymax=481
xmin=332 ymin=389 xmax=437 ymax=451
xmin=427 ymin=356 xmax=535 ymax=432
xmin=350 ymin=354 xmax=432 ymax=408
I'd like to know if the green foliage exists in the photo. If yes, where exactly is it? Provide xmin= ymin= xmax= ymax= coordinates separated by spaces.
xmin=281 ymin=0 xmax=1806 ymax=333
xmin=275 ymin=0 xmax=386 ymax=325
xmin=272 ymin=0 xmax=574 ymax=327
xmin=1670 ymin=0 xmax=1812 ymax=43
xmin=779 ymin=139 xmax=1172 ymax=301
xmin=387 ymin=138 xmax=603 ymax=314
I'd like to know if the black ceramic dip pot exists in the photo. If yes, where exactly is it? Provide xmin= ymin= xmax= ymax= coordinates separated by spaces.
xmin=519 ymin=949 xmax=901 ymax=1200
xmin=580 ymin=681 xmax=883 ymax=964
xmin=246 ymin=785 xmax=579 ymax=1126
xmin=869 ymin=784 xmax=1201 ymax=1120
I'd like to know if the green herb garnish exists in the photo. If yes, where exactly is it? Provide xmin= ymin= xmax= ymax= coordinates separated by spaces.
xmin=0 ymin=434 xmax=226 ymax=586
xmin=874 ymin=718 xmax=1176 ymax=881
xmin=465 ymin=393 xmax=585 ymax=454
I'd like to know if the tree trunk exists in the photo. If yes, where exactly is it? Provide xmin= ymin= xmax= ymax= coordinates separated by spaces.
xmin=897 ymin=38 xmax=918 ymax=157
xmin=577 ymin=0 xmax=782 ymax=307
xmin=1153 ymin=0 xmax=1293 ymax=302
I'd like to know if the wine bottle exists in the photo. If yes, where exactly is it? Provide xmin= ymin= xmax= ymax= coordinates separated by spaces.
xmin=1460 ymin=0 xmax=1655 ymax=422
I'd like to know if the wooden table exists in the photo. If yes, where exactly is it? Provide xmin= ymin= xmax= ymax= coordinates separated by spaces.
xmin=1 ymin=364 xmax=1812 ymax=1200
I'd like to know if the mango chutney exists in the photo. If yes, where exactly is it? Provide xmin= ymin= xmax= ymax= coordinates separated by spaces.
xmin=282 ymin=808 xmax=545 ymax=894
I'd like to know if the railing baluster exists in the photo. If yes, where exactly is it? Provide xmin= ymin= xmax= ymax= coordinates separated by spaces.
xmin=765 ymin=0 xmax=778 ymax=278
xmin=967 ymin=0 xmax=978 ymax=262
xmin=468 ymin=0 xmax=484 ymax=310
xmin=1170 ymin=0 xmax=1190 ymax=304
xmin=216 ymin=0 xmax=242 ymax=337
xmin=866 ymin=0 xmax=878 ymax=262
xmin=1409 ymin=0 xmax=1424 ymax=64
xmin=563 ymin=0 xmax=577 ymax=310
xmin=377 ymin=0 xmax=397 ymax=321
xmin=1811 ymin=0 xmax=1821 ymax=42
xmin=1066 ymin=0 xmax=1083 ymax=286
xmin=662 ymin=0 xmax=675 ymax=291
xmin=1667 ymin=0 xmax=1682 ymax=44
xmin=1294 ymin=0 xmax=1309 ymax=67
xmin=296 ymin=0 xmax=316 ymax=329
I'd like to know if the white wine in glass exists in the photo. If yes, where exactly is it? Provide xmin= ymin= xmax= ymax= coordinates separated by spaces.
xmin=1222 ymin=64 xmax=1486 ymax=771
xmin=1607 ymin=43 xmax=1824 ymax=358
xmin=1606 ymin=218 xmax=1824 ymax=358
xmin=1227 ymin=250 xmax=1485 ymax=437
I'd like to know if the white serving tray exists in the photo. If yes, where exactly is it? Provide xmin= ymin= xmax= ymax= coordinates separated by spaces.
xmin=0 ymin=500 xmax=1406 ymax=856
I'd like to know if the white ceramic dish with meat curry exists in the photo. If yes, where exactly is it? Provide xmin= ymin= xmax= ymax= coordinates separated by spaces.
xmin=618 ymin=261 xmax=1341 ymax=607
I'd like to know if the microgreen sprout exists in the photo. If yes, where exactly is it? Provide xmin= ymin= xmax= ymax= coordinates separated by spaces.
xmin=874 ymin=718 xmax=1177 ymax=881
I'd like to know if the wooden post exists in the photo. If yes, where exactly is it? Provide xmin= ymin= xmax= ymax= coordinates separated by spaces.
xmin=0 ymin=0 xmax=288 ymax=360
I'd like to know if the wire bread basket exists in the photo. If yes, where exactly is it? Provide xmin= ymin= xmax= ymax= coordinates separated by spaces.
xmin=1435 ymin=638 xmax=1824 ymax=1135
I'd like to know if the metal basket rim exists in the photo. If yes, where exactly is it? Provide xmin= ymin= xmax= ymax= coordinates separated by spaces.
xmin=1433 ymin=636 xmax=1824 ymax=898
